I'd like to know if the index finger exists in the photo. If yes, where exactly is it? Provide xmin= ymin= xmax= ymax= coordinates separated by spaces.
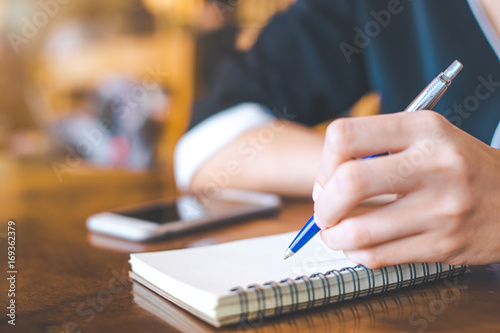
xmin=313 ymin=112 xmax=430 ymax=201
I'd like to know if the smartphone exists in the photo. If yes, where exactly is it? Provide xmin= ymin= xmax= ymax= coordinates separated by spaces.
xmin=86 ymin=189 xmax=281 ymax=241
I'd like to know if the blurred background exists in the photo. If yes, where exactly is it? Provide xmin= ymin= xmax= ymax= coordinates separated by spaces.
xmin=0 ymin=0 xmax=301 ymax=217
xmin=1 ymin=0 xmax=381 ymax=220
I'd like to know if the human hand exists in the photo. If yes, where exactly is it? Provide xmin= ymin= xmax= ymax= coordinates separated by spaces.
xmin=313 ymin=111 xmax=500 ymax=268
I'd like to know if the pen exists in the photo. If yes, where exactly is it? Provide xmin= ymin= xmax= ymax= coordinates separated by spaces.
xmin=283 ymin=60 xmax=464 ymax=260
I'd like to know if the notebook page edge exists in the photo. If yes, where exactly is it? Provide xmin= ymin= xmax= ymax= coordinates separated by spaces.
xmin=129 ymin=255 xmax=220 ymax=318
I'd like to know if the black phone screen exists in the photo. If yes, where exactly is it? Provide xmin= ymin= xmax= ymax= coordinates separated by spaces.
xmin=119 ymin=202 xmax=180 ymax=224
xmin=115 ymin=195 xmax=248 ymax=224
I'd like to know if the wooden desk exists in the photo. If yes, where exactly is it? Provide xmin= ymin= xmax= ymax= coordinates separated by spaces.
xmin=1 ymin=165 xmax=499 ymax=333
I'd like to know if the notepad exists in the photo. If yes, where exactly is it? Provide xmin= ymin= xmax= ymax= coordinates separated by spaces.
xmin=129 ymin=232 xmax=466 ymax=327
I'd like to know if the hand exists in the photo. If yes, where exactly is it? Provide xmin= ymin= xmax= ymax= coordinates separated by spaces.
xmin=313 ymin=111 xmax=500 ymax=269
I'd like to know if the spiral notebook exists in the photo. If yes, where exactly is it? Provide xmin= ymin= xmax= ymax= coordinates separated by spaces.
xmin=129 ymin=232 xmax=466 ymax=327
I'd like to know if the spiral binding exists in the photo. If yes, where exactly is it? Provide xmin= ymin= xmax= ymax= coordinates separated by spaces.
xmin=297 ymin=275 xmax=315 ymax=309
xmin=230 ymin=263 xmax=466 ymax=324
xmin=263 ymin=280 xmax=283 ymax=317
xmin=247 ymin=284 xmax=266 ymax=321
xmin=230 ymin=286 xmax=249 ymax=323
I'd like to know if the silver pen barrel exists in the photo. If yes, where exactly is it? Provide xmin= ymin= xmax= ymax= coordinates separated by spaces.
xmin=404 ymin=60 xmax=463 ymax=112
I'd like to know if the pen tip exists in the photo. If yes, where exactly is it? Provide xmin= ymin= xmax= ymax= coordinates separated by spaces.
xmin=283 ymin=249 xmax=294 ymax=261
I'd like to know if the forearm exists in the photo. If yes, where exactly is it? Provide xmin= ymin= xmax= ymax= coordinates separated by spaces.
xmin=190 ymin=120 xmax=324 ymax=197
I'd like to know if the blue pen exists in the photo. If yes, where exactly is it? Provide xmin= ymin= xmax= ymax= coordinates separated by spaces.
xmin=284 ymin=60 xmax=463 ymax=260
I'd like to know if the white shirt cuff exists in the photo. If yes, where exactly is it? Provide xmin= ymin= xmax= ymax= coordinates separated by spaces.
xmin=174 ymin=103 xmax=275 ymax=191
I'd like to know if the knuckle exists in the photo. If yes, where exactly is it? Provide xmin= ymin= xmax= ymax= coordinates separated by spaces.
xmin=326 ymin=118 xmax=354 ymax=152
xmin=416 ymin=111 xmax=448 ymax=131
xmin=334 ymin=162 xmax=364 ymax=198
xmin=441 ymin=191 xmax=474 ymax=219
xmin=434 ymin=150 xmax=475 ymax=216
xmin=345 ymin=221 xmax=372 ymax=249
xmin=440 ymin=146 xmax=469 ymax=175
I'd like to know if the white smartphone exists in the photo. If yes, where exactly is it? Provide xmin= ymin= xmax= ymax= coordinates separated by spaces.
xmin=86 ymin=189 xmax=281 ymax=241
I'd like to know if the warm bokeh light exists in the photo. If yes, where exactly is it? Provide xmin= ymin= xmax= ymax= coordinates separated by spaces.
xmin=0 ymin=0 xmax=298 ymax=168
xmin=141 ymin=0 xmax=296 ymax=27
xmin=142 ymin=0 xmax=204 ymax=24
xmin=237 ymin=0 xmax=295 ymax=27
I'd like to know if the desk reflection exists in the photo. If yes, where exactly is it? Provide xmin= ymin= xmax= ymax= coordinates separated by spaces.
xmin=132 ymin=275 xmax=469 ymax=333
xmin=88 ymin=233 xmax=151 ymax=253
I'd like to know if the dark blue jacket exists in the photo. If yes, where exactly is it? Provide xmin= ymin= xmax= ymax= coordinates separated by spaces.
xmin=191 ymin=0 xmax=500 ymax=145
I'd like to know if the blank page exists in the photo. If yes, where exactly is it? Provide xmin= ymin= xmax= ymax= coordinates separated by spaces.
xmin=130 ymin=232 xmax=356 ymax=297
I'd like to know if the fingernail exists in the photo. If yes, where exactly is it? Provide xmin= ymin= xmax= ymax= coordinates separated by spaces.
xmin=312 ymin=182 xmax=323 ymax=202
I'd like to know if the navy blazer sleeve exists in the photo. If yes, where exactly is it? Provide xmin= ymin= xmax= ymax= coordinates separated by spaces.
xmin=190 ymin=0 xmax=370 ymax=128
